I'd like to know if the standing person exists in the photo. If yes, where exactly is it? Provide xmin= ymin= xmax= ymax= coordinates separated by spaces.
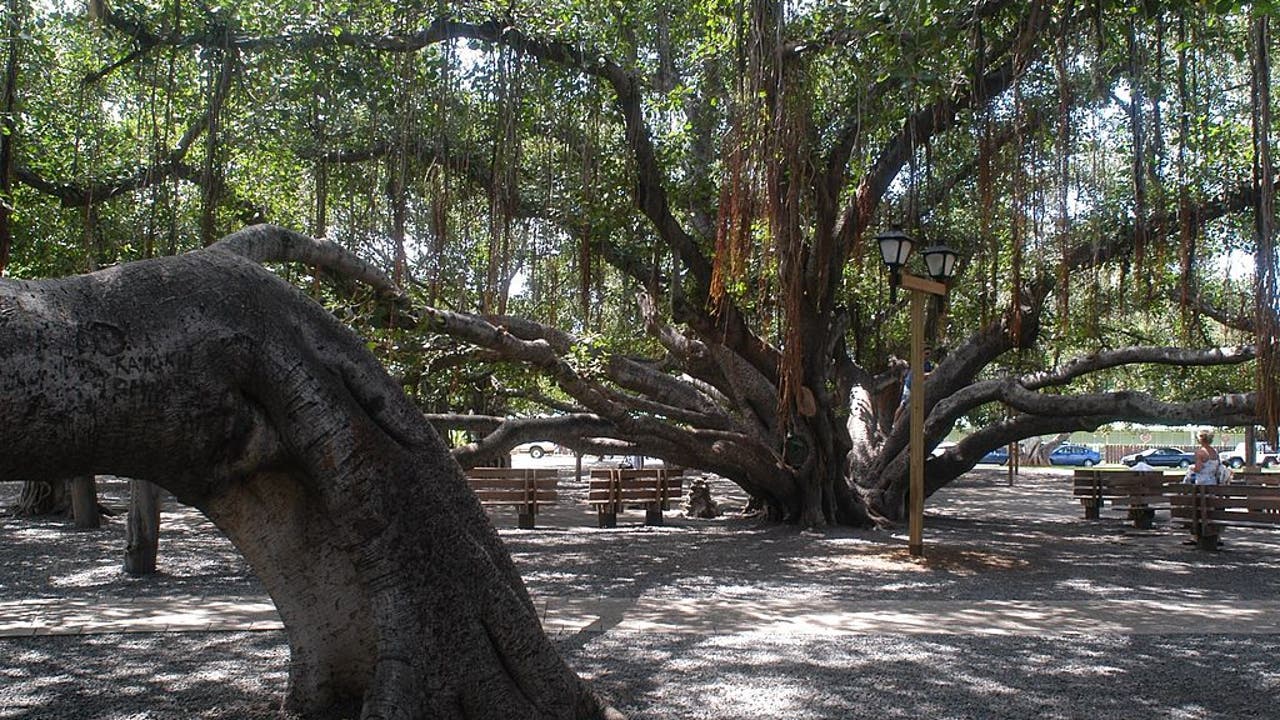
xmin=894 ymin=346 xmax=935 ymax=426
xmin=1189 ymin=428 xmax=1222 ymax=485
xmin=1186 ymin=428 xmax=1224 ymax=548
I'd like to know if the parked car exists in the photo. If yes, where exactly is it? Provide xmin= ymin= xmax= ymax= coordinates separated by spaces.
xmin=1120 ymin=446 xmax=1196 ymax=468
xmin=513 ymin=442 xmax=556 ymax=459
xmin=980 ymin=446 xmax=1010 ymax=465
xmin=1221 ymin=441 xmax=1279 ymax=469
xmin=1049 ymin=444 xmax=1102 ymax=467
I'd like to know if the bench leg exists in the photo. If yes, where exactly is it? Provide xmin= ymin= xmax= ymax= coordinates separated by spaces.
xmin=597 ymin=510 xmax=617 ymax=528
xmin=1082 ymin=501 xmax=1101 ymax=520
xmin=644 ymin=508 xmax=664 ymax=526
xmin=1129 ymin=507 xmax=1154 ymax=529
xmin=518 ymin=512 xmax=535 ymax=530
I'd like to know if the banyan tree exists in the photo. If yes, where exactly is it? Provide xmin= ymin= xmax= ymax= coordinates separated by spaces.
xmin=3 ymin=2 xmax=1278 ymax=529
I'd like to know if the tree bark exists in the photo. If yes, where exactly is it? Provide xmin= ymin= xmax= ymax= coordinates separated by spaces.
xmin=0 ymin=225 xmax=617 ymax=720
xmin=124 ymin=479 xmax=161 ymax=575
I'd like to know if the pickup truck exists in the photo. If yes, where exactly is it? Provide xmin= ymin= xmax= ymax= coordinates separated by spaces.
xmin=1221 ymin=441 xmax=1279 ymax=469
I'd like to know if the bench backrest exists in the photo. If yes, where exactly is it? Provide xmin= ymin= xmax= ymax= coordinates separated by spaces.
xmin=1169 ymin=483 xmax=1280 ymax=525
xmin=587 ymin=468 xmax=684 ymax=506
xmin=465 ymin=468 xmax=559 ymax=506
xmin=1072 ymin=469 xmax=1173 ymax=497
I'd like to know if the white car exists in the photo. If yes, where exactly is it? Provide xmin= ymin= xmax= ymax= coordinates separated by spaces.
xmin=1221 ymin=441 xmax=1279 ymax=469
xmin=513 ymin=442 xmax=555 ymax=459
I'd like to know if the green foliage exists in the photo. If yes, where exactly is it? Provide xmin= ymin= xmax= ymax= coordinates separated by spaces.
xmin=2 ymin=0 xmax=1268 ymax=429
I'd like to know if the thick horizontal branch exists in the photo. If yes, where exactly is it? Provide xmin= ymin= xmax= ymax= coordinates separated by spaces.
xmin=636 ymin=291 xmax=734 ymax=396
xmin=1024 ymin=345 xmax=1255 ymax=389
xmin=15 ymin=103 xmax=209 ymax=207
xmin=425 ymin=413 xmax=616 ymax=467
xmin=923 ymin=412 xmax=1118 ymax=493
xmin=929 ymin=344 xmax=1257 ymax=438
xmin=211 ymin=224 xmax=404 ymax=300
xmin=1002 ymin=385 xmax=1256 ymax=425
xmin=422 ymin=413 xmax=504 ymax=434
xmin=15 ymin=159 xmax=197 ymax=208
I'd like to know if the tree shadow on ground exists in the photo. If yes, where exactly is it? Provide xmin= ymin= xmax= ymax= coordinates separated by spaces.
xmin=4 ymin=470 xmax=1280 ymax=718
xmin=0 ymin=632 xmax=288 ymax=720
xmin=562 ymin=632 xmax=1279 ymax=720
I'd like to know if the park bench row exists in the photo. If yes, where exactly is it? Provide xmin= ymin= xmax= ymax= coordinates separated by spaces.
xmin=1072 ymin=468 xmax=1280 ymax=549
xmin=465 ymin=467 xmax=684 ymax=528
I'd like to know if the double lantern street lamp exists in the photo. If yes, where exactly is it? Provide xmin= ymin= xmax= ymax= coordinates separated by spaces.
xmin=876 ymin=227 xmax=959 ymax=557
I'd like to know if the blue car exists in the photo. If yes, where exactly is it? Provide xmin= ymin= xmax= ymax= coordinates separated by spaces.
xmin=980 ymin=447 xmax=1010 ymax=465
xmin=1120 ymin=447 xmax=1196 ymax=468
xmin=1049 ymin=444 xmax=1102 ymax=467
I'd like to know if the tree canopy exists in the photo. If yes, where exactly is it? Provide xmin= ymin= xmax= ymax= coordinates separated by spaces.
xmin=2 ymin=0 xmax=1277 ymax=526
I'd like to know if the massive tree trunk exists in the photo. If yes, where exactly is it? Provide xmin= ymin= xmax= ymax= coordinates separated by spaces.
xmin=0 ymin=225 xmax=617 ymax=720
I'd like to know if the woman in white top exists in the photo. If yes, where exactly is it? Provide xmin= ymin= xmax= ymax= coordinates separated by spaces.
xmin=1189 ymin=428 xmax=1222 ymax=485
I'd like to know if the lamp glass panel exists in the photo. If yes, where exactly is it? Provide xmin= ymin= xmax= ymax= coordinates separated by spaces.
xmin=877 ymin=230 xmax=913 ymax=268
xmin=922 ymin=245 xmax=958 ymax=280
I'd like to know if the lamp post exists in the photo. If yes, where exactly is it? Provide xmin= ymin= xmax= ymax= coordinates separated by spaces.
xmin=876 ymin=227 xmax=958 ymax=557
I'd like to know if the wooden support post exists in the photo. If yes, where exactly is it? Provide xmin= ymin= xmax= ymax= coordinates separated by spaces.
xmin=894 ymin=272 xmax=948 ymax=558
xmin=908 ymin=291 xmax=926 ymax=557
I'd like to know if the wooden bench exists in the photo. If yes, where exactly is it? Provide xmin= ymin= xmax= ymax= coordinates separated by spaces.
xmin=1072 ymin=469 xmax=1174 ymax=528
xmin=466 ymin=468 xmax=560 ymax=529
xmin=588 ymin=468 xmax=683 ymax=528
xmin=1169 ymin=482 xmax=1280 ymax=550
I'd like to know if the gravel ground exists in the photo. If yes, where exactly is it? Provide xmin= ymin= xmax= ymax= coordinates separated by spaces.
xmin=3 ymin=469 xmax=1279 ymax=719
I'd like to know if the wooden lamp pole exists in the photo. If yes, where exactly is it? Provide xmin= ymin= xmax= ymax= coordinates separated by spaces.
xmin=877 ymin=228 xmax=957 ymax=558
xmin=901 ymin=272 xmax=948 ymax=556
